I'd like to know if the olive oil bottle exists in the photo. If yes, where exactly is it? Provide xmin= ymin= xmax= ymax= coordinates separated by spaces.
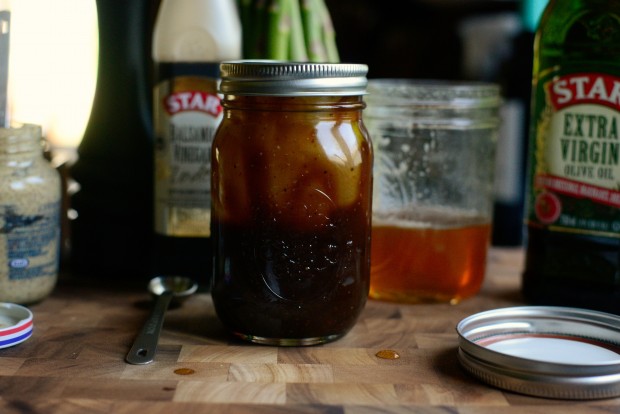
xmin=523 ymin=0 xmax=620 ymax=313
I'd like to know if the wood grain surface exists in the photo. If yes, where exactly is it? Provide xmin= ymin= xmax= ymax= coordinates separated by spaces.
xmin=1 ymin=248 xmax=619 ymax=413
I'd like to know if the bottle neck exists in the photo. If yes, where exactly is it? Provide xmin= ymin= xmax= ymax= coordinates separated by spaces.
xmin=521 ymin=0 xmax=550 ymax=33
xmin=0 ymin=124 xmax=43 ymax=160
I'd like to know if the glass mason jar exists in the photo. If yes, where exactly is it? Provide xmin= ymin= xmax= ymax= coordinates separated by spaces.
xmin=211 ymin=61 xmax=372 ymax=346
xmin=365 ymin=80 xmax=500 ymax=304
xmin=0 ymin=124 xmax=61 ymax=304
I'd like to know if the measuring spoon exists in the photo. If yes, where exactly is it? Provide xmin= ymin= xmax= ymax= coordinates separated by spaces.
xmin=125 ymin=276 xmax=198 ymax=365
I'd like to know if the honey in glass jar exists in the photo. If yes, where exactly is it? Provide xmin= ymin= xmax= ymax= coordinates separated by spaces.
xmin=211 ymin=61 xmax=372 ymax=346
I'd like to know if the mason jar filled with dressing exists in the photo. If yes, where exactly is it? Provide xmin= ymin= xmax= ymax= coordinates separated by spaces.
xmin=211 ymin=61 xmax=372 ymax=346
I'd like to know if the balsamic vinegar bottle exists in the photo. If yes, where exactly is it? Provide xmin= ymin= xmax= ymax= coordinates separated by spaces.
xmin=151 ymin=0 xmax=240 ymax=284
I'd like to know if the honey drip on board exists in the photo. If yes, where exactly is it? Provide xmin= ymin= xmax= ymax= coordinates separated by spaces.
xmin=375 ymin=349 xmax=400 ymax=360
xmin=174 ymin=368 xmax=196 ymax=375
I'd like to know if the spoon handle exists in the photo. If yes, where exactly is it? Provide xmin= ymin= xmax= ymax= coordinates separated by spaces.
xmin=125 ymin=291 xmax=174 ymax=365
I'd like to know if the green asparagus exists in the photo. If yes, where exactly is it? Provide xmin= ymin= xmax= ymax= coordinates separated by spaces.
xmin=237 ymin=0 xmax=339 ymax=62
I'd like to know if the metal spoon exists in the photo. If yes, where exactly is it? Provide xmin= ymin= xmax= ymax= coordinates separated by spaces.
xmin=125 ymin=276 xmax=198 ymax=365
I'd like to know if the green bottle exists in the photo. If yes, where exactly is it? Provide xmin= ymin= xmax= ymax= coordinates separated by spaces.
xmin=523 ymin=0 xmax=620 ymax=313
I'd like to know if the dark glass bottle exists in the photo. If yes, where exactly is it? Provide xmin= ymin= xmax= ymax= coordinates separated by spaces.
xmin=70 ymin=0 xmax=155 ymax=283
xmin=492 ymin=0 xmax=548 ymax=246
xmin=523 ymin=0 xmax=620 ymax=313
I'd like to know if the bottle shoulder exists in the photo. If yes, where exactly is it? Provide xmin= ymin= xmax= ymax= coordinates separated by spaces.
xmin=152 ymin=0 xmax=241 ymax=62
xmin=538 ymin=0 xmax=620 ymax=54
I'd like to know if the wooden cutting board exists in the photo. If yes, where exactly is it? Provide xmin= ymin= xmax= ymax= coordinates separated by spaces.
xmin=0 ymin=248 xmax=618 ymax=413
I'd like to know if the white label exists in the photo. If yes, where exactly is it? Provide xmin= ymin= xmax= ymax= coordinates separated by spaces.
xmin=153 ymin=73 xmax=222 ymax=236
xmin=1 ymin=202 xmax=60 ymax=281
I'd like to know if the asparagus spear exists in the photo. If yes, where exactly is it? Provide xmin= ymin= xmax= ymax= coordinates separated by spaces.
xmin=266 ymin=0 xmax=291 ymax=60
xmin=316 ymin=0 xmax=339 ymax=62
xmin=288 ymin=0 xmax=308 ymax=61
xmin=301 ymin=0 xmax=326 ymax=62
xmin=238 ymin=0 xmax=339 ymax=63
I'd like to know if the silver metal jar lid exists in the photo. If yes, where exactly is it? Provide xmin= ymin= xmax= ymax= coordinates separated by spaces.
xmin=219 ymin=60 xmax=368 ymax=97
xmin=456 ymin=306 xmax=620 ymax=400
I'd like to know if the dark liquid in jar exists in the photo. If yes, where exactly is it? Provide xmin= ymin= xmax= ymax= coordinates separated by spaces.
xmin=211 ymin=96 xmax=372 ymax=341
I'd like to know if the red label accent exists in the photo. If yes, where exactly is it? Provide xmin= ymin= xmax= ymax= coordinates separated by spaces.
xmin=547 ymin=73 xmax=620 ymax=111
xmin=164 ymin=91 xmax=222 ymax=117
xmin=0 ymin=319 xmax=32 ymax=336
xmin=535 ymin=174 xmax=620 ymax=208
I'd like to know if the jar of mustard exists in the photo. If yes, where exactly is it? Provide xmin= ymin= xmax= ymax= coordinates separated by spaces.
xmin=211 ymin=61 xmax=372 ymax=346
xmin=0 ymin=124 xmax=61 ymax=304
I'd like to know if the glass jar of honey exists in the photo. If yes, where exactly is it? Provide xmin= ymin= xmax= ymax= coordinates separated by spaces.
xmin=211 ymin=61 xmax=372 ymax=346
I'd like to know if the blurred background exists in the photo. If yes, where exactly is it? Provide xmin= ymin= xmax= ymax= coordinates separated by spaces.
xmin=326 ymin=0 xmax=541 ymax=248
xmin=7 ymin=0 xmax=530 ymax=149
xmin=327 ymin=0 xmax=522 ymax=80
xmin=4 ymin=0 xmax=543 ymax=279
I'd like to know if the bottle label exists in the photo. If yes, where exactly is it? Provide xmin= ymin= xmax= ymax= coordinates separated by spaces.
xmin=153 ymin=65 xmax=221 ymax=237
xmin=528 ymin=72 xmax=620 ymax=236
xmin=1 ymin=202 xmax=60 ymax=281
